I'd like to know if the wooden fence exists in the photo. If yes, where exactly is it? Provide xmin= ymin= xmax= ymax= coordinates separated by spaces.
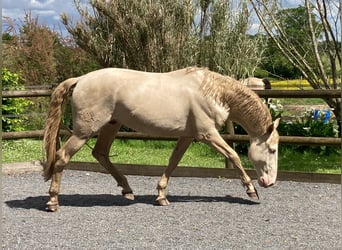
xmin=2 ymin=89 xmax=341 ymax=184
xmin=3 ymin=89 xmax=341 ymax=146
xmin=2 ymin=89 xmax=341 ymax=98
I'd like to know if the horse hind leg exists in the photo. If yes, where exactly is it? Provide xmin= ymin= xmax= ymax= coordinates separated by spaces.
xmin=92 ymin=122 xmax=134 ymax=200
xmin=47 ymin=135 xmax=87 ymax=211
xmin=156 ymin=137 xmax=193 ymax=206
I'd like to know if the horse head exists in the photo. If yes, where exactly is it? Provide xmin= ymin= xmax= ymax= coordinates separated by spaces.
xmin=248 ymin=118 xmax=280 ymax=188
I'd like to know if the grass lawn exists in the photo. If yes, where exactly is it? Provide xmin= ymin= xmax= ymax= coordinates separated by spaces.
xmin=2 ymin=139 xmax=340 ymax=174
xmin=277 ymin=98 xmax=326 ymax=106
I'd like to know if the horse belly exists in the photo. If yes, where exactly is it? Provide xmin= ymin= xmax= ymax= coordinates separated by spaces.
xmin=113 ymin=96 xmax=192 ymax=136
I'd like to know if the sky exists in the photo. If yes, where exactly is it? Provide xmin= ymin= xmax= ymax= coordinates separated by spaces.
xmin=2 ymin=0 xmax=83 ymax=35
xmin=0 ymin=0 xmax=313 ymax=36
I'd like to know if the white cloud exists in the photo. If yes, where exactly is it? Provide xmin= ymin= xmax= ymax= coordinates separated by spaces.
xmin=30 ymin=0 xmax=55 ymax=8
xmin=2 ymin=0 xmax=80 ymax=35
xmin=282 ymin=0 xmax=303 ymax=8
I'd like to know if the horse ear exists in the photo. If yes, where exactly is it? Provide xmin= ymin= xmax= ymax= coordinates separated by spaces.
xmin=266 ymin=124 xmax=273 ymax=134
xmin=273 ymin=118 xmax=280 ymax=129
xmin=267 ymin=118 xmax=280 ymax=134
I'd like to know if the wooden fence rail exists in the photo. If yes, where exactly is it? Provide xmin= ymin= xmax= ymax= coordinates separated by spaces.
xmin=2 ymin=88 xmax=341 ymax=147
xmin=2 ymin=89 xmax=52 ymax=98
xmin=2 ymin=130 xmax=341 ymax=146
xmin=2 ymin=89 xmax=341 ymax=98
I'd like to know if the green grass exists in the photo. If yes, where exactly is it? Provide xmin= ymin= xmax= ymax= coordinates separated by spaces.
xmin=2 ymin=139 xmax=340 ymax=174
xmin=277 ymin=98 xmax=326 ymax=106
xmin=277 ymin=147 xmax=340 ymax=173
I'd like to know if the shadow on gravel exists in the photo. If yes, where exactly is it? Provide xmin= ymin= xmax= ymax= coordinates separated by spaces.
xmin=5 ymin=194 xmax=259 ymax=211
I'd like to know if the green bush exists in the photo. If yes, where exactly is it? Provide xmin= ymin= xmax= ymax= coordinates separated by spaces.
xmin=2 ymin=68 xmax=33 ymax=132
xmin=278 ymin=110 xmax=338 ymax=154
xmin=269 ymin=100 xmax=338 ymax=154
xmin=233 ymin=99 xmax=338 ymax=155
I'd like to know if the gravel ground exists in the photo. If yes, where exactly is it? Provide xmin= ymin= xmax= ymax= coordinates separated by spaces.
xmin=2 ymin=170 xmax=341 ymax=249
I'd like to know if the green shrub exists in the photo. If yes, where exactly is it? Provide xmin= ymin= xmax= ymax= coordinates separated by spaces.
xmin=278 ymin=109 xmax=338 ymax=154
xmin=269 ymin=100 xmax=338 ymax=154
xmin=233 ymin=99 xmax=338 ymax=155
xmin=2 ymin=68 xmax=33 ymax=132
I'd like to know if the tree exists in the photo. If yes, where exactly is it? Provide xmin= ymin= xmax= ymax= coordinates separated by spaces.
xmin=250 ymin=0 xmax=341 ymax=134
xmin=53 ymin=36 xmax=101 ymax=82
xmin=2 ymin=12 xmax=101 ymax=84
xmin=2 ymin=12 xmax=58 ymax=85
xmin=261 ymin=6 xmax=322 ymax=78
xmin=2 ymin=12 xmax=101 ymax=130
xmin=262 ymin=38 xmax=302 ymax=78
xmin=61 ymin=0 xmax=265 ymax=77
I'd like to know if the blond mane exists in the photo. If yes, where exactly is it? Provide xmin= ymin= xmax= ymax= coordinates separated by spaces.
xmin=201 ymin=70 xmax=272 ymax=135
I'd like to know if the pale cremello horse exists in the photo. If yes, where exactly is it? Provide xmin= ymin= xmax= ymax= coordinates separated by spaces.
xmin=240 ymin=77 xmax=272 ymax=105
xmin=240 ymin=77 xmax=271 ymax=90
xmin=43 ymin=67 xmax=280 ymax=211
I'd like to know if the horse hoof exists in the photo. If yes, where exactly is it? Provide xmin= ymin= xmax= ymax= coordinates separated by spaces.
xmin=123 ymin=192 xmax=135 ymax=201
xmin=156 ymin=197 xmax=170 ymax=206
xmin=46 ymin=202 xmax=59 ymax=212
xmin=247 ymin=190 xmax=259 ymax=200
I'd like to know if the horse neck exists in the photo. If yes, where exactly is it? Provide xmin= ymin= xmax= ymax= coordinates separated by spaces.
xmin=225 ymin=86 xmax=272 ymax=138
xmin=201 ymin=70 xmax=272 ymax=137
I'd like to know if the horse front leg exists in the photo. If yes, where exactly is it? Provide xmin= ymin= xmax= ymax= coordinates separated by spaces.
xmin=156 ymin=137 xmax=193 ymax=206
xmin=202 ymin=131 xmax=259 ymax=200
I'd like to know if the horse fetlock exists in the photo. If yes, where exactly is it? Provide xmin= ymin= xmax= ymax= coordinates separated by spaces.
xmin=240 ymin=175 xmax=252 ymax=186
xmin=156 ymin=196 xmax=170 ymax=206
xmin=46 ymin=197 xmax=59 ymax=212
xmin=157 ymin=176 xmax=168 ymax=190
xmin=241 ymin=178 xmax=259 ymax=200
xmin=156 ymin=186 xmax=170 ymax=205
xmin=117 ymin=180 xmax=133 ymax=194
xmin=122 ymin=190 xmax=135 ymax=200
xmin=246 ymin=185 xmax=259 ymax=200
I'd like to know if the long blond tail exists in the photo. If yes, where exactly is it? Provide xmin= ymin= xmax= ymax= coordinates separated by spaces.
xmin=43 ymin=77 xmax=79 ymax=181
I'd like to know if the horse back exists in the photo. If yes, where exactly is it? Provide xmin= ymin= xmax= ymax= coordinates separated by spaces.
xmin=71 ymin=68 xmax=217 ymax=137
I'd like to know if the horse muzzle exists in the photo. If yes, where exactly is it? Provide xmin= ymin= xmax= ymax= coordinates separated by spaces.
xmin=258 ymin=175 xmax=275 ymax=188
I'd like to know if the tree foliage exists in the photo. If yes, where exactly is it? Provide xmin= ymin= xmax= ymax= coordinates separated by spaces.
xmin=250 ymin=0 xmax=341 ymax=132
xmin=261 ymin=6 xmax=323 ymax=78
xmin=2 ymin=11 xmax=101 ymax=84
xmin=3 ymin=12 xmax=58 ymax=85
xmin=62 ymin=0 xmax=265 ymax=77
xmin=2 ymin=69 xmax=33 ymax=132
xmin=2 ymin=12 xmax=101 ymax=129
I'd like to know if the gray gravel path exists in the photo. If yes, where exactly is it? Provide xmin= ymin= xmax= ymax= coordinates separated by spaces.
xmin=2 ymin=170 xmax=341 ymax=249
